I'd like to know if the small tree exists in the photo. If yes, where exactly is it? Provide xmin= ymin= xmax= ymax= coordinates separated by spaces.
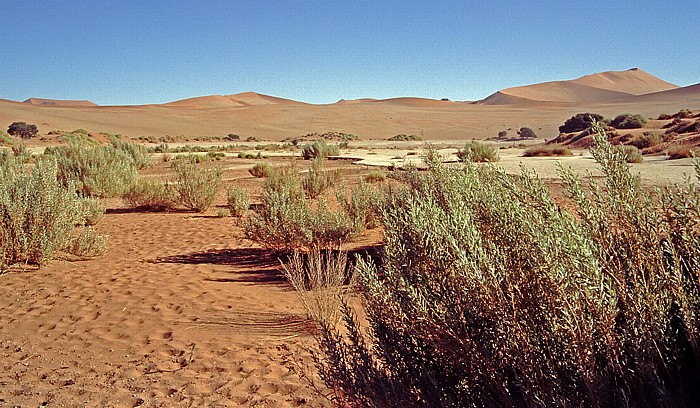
xmin=559 ymin=113 xmax=606 ymax=133
xmin=497 ymin=130 xmax=508 ymax=139
xmin=8 ymin=122 xmax=38 ymax=139
xmin=517 ymin=127 xmax=537 ymax=139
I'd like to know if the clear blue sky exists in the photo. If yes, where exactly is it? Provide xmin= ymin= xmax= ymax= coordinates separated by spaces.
xmin=1 ymin=0 xmax=698 ymax=105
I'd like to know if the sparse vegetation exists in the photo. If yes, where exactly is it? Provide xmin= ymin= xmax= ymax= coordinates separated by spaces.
xmin=302 ymin=159 xmax=340 ymax=199
xmin=301 ymin=139 xmax=340 ymax=160
xmin=313 ymin=125 xmax=700 ymax=407
xmin=249 ymin=162 xmax=272 ymax=178
xmin=226 ymin=186 xmax=250 ymax=217
xmin=363 ymin=171 xmax=386 ymax=183
xmin=611 ymin=113 xmax=647 ymax=129
xmin=122 ymin=178 xmax=176 ymax=211
xmin=337 ymin=181 xmax=386 ymax=233
xmin=0 ymin=153 xmax=107 ymax=270
xmin=628 ymin=132 xmax=663 ymax=149
xmin=7 ymin=122 xmax=38 ymax=139
xmin=46 ymin=142 xmax=139 ymax=197
xmin=387 ymin=134 xmax=422 ymax=142
xmin=108 ymin=137 xmax=152 ymax=169
xmin=615 ymin=144 xmax=643 ymax=163
xmin=170 ymin=159 xmax=222 ymax=212
xmin=456 ymin=140 xmax=499 ymax=162
xmin=523 ymin=144 xmax=573 ymax=157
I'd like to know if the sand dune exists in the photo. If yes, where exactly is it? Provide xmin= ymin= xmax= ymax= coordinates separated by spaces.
xmin=23 ymin=98 xmax=99 ymax=107
xmin=1 ymin=69 xmax=698 ymax=141
xmin=480 ymin=69 xmax=679 ymax=105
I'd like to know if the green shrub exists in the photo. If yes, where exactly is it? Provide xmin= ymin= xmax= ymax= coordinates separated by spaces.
xmin=226 ymin=186 xmax=250 ymax=217
xmin=314 ymin=125 xmax=700 ymax=407
xmin=78 ymin=197 xmax=105 ymax=226
xmin=0 ymin=153 xmax=107 ymax=270
xmin=245 ymin=171 xmax=354 ymax=251
xmin=517 ymin=127 xmax=537 ymax=139
xmin=249 ymin=162 xmax=272 ymax=178
xmin=108 ymin=137 xmax=152 ymax=169
xmin=122 ymin=178 xmax=176 ymax=211
xmin=170 ymin=159 xmax=222 ymax=212
xmin=46 ymin=143 xmax=138 ymax=197
xmin=559 ymin=113 xmax=607 ymax=133
xmin=301 ymin=139 xmax=340 ymax=160
xmin=629 ymin=132 xmax=663 ymax=149
xmin=612 ymin=113 xmax=647 ymax=129
xmin=456 ymin=140 xmax=499 ymax=162
xmin=523 ymin=144 xmax=573 ymax=157
xmin=387 ymin=134 xmax=422 ymax=142
xmin=0 ymin=130 xmax=15 ymax=147
xmin=302 ymin=159 xmax=340 ymax=199
xmin=337 ymin=181 xmax=386 ymax=233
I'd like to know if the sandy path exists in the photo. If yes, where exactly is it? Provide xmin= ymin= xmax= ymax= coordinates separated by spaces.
xmin=0 ymin=210 xmax=332 ymax=407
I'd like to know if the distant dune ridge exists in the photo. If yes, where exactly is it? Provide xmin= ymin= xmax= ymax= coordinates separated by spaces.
xmin=2 ymin=69 xmax=698 ymax=140
xmin=479 ymin=68 xmax=681 ymax=105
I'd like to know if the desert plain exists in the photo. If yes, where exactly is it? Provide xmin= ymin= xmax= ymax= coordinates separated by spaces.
xmin=1 ymin=68 xmax=700 ymax=406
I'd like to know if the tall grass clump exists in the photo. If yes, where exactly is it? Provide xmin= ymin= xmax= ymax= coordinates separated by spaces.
xmin=245 ymin=169 xmax=354 ymax=252
xmin=0 ymin=153 xmax=107 ymax=270
xmin=282 ymin=249 xmax=351 ymax=326
xmin=523 ymin=144 xmax=573 ymax=157
xmin=46 ymin=142 xmax=138 ymax=197
xmin=226 ymin=186 xmax=250 ymax=217
xmin=456 ymin=140 xmax=499 ymax=162
xmin=170 ymin=158 xmax=222 ymax=212
xmin=313 ymin=123 xmax=700 ymax=407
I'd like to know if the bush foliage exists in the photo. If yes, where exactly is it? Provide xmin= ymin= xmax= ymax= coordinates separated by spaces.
xmin=7 ymin=122 xmax=38 ymax=139
xmin=314 ymin=124 xmax=700 ymax=407
xmin=170 ymin=159 xmax=222 ymax=212
xmin=301 ymin=139 xmax=340 ymax=160
xmin=612 ymin=113 xmax=647 ymax=129
xmin=0 ymin=153 xmax=107 ymax=270
xmin=456 ymin=141 xmax=499 ymax=162
xmin=559 ymin=113 xmax=607 ymax=133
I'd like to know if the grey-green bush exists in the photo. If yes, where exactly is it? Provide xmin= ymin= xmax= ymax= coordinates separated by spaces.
xmin=301 ymin=139 xmax=340 ymax=160
xmin=302 ymin=159 xmax=340 ymax=199
xmin=456 ymin=140 xmax=499 ymax=162
xmin=314 ymin=124 xmax=700 ymax=407
xmin=170 ymin=159 xmax=222 ymax=212
xmin=226 ymin=186 xmax=250 ymax=217
xmin=46 ymin=142 xmax=139 ymax=197
xmin=0 ymin=153 xmax=107 ymax=270
xmin=612 ymin=113 xmax=647 ymax=129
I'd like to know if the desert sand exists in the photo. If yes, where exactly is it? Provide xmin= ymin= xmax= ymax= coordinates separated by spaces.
xmin=1 ymin=68 xmax=700 ymax=406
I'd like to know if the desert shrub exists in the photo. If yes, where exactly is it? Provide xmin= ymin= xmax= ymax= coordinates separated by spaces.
xmin=314 ymin=125 xmax=700 ymax=407
xmin=611 ymin=113 xmax=647 ymax=129
xmin=170 ymin=159 xmax=222 ymax=212
xmin=0 ymin=130 xmax=15 ymax=147
xmin=387 ymin=134 xmax=422 ymax=142
xmin=249 ymin=162 xmax=272 ymax=178
xmin=216 ymin=208 xmax=230 ymax=218
xmin=364 ymin=171 xmax=386 ymax=183
xmin=7 ymin=122 xmax=38 ymax=139
xmin=667 ymin=145 xmax=700 ymax=160
xmin=58 ymin=131 xmax=98 ymax=145
xmin=63 ymin=227 xmax=108 ymax=259
xmin=629 ymin=132 xmax=663 ymax=149
xmin=108 ymin=137 xmax=152 ymax=169
xmin=78 ymin=197 xmax=105 ymax=226
xmin=226 ymin=186 xmax=250 ymax=217
xmin=46 ymin=143 xmax=138 ymax=197
xmin=615 ymin=144 xmax=643 ymax=163
xmin=282 ymin=249 xmax=350 ymax=326
xmin=497 ymin=130 xmax=508 ymax=139
xmin=226 ymin=133 xmax=240 ymax=140
xmin=456 ymin=140 xmax=499 ymax=162
xmin=301 ymin=139 xmax=340 ymax=160
xmin=122 ymin=178 xmax=176 ymax=211
xmin=559 ymin=113 xmax=606 ymax=133
xmin=0 ymin=153 xmax=107 ymax=270
xmin=337 ymin=181 xmax=386 ymax=233
xmin=302 ymin=159 xmax=340 ymax=199
xmin=523 ymin=144 xmax=573 ymax=157
xmin=245 ymin=171 xmax=354 ymax=251
xmin=517 ymin=127 xmax=537 ymax=139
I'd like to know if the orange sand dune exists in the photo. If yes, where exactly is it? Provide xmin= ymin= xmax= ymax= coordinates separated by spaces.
xmin=480 ymin=69 xmax=679 ymax=105
xmin=1 ymin=70 xmax=697 ymax=141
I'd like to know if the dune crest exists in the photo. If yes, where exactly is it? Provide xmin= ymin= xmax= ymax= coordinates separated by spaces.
xmin=23 ymin=98 xmax=98 ymax=107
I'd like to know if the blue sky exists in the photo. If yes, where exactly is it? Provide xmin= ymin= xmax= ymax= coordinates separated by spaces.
xmin=1 ymin=0 xmax=698 ymax=105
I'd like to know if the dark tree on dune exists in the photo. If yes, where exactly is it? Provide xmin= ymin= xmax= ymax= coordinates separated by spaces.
xmin=8 ymin=122 xmax=38 ymax=139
